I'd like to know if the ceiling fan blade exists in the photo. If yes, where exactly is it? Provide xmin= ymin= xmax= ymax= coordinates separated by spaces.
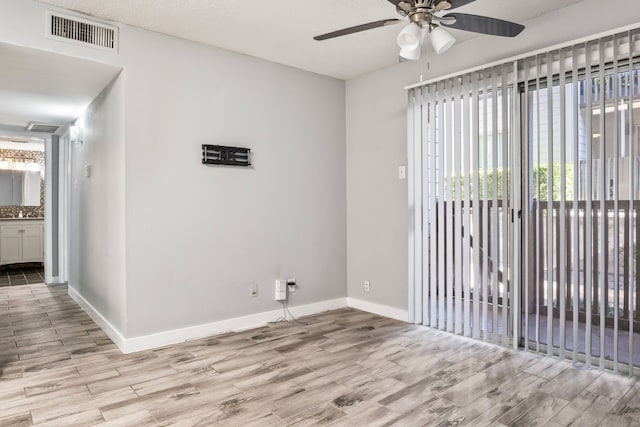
xmin=313 ymin=19 xmax=401 ymax=41
xmin=441 ymin=13 xmax=525 ymax=37
xmin=387 ymin=0 xmax=412 ymax=13
xmin=446 ymin=0 xmax=477 ymax=10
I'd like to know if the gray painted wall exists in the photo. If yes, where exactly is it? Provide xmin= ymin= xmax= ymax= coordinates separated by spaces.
xmin=346 ymin=0 xmax=640 ymax=311
xmin=121 ymin=26 xmax=347 ymax=337
xmin=69 ymin=74 xmax=126 ymax=332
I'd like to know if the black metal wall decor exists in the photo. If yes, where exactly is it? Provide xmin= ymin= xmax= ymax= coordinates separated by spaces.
xmin=202 ymin=144 xmax=251 ymax=167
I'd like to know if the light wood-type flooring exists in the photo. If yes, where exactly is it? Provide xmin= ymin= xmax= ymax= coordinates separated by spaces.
xmin=0 ymin=283 xmax=639 ymax=426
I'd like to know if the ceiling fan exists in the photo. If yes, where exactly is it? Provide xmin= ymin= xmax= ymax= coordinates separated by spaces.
xmin=313 ymin=0 xmax=525 ymax=60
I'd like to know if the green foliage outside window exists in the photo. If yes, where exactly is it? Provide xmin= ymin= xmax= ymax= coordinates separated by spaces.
xmin=445 ymin=163 xmax=574 ymax=200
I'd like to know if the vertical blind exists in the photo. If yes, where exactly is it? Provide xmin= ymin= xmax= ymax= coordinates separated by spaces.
xmin=408 ymin=28 xmax=640 ymax=376
xmin=408 ymin=62 xmax=520 ymax=347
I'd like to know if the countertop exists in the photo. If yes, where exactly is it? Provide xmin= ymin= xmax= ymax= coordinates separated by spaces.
xmin=0 ymin=217 xmax=44 ymax=221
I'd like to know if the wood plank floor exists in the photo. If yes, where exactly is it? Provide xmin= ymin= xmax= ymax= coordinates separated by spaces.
xmin=0 ymin=284 xmax=639 ymax=426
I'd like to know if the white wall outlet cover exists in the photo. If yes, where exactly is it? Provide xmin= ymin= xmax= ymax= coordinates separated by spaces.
xmin=84 ymin=164 xmax=91 ymax=178
xmin=275 ymin=279 xmax=287 ymax=301
xmin=398 ymin=166 xmax=407 ymax=180
xmin=364 ymin=280 xmax=371 ymax=292
xmin=249 ymin=283 xmax=258 ymax=297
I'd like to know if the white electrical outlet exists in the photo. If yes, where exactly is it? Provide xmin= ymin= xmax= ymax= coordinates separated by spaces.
xmin=275 ymin=280 xmax=287 ymax=301
xmin=287 ymin=278 xmax=296 ymax=293
xmin=398 ymin=166 xmax=407 ymax=180
xmin=364 ymin=280 xmax=371 ymax=292
xmin=249 ymin=284 xmax=258 ymax=298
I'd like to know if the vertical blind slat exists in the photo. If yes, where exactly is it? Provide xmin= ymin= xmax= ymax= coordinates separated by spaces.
xmin=463 ymin=74 xmax=472 ymax=338
xmin=512 ymin=60 xmax=522 ymax=349
xmin=612 ymin=35 xmax=620 ymax=373
xmin=535 ymin=56 xmax=542 ymax=353
xmin=598 ymin=38 xmax=607 ymax=370
xmin=430 ymin=84 xmax=438 ymax=328
xmin=571 ymin=44 xmax=580 ymax=366
xmin=407 ymin=89 xmax=416 ymax=324
xmin=585 ymin=42 xmax=594 ymax=368
xmin=501 ymin=63 xmax=510 ymax=345
xmin=454 ymin=76 xmax=463 ymax=334
xmin=546 ymin=51 xmax=555 ymax=357
xmin=446 ymin=79 xmax=455 ymax=332
xmin=559 ymin=48 xmax=567 ymax=362
xmin=414 ymin=88 xmax=423 ymax=325
xmin=421 ymin=86 xmax=430 ymax=326
xmin=438 ymin=81 xmax=446 ymax=330
xmin=628 ymin=31 xmax=635 ymax=377
xmin=492 ymin=67 xmax=500 ymax=343
xmin=524 ymin=57 xmax=531 ymax=352
xmin=472 ymin=72 xmax=481 ymax=339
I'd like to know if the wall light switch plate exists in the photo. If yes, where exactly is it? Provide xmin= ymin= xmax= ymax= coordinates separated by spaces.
xmin=398 ymin=166 xmax=406 ymax=180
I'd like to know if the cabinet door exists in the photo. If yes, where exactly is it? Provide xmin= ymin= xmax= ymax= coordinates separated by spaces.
xmin=22 ymin=224 xmax=44 ymax=262
xmin=0 ymin=225 xmax=22 ymax=264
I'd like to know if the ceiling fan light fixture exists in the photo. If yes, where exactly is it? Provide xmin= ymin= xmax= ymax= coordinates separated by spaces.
xmin=430 ymin=25 xmax=456 ymax=54
xmin=397 ymin=22 xmax=422 ymax=49
xmin=399 ymin=44 xmax=421 ymax=61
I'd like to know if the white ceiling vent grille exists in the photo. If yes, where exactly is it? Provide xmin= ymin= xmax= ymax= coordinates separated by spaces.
xmin=47 ymin=11 xmax=118 ymax=52
xmin=27 ymin=122 xmax=60 ymax=134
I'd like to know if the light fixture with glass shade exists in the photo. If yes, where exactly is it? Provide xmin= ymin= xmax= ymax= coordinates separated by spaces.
xmin=398 ymin=22 xmax=425 ymax=61
xmin=397 ymin=22 xmax=422 ymax=49
xmin=429 ymin=24 xmax=456 ymax=54
xmin=396 ymin=21 xmax=456 ymax=60
xmin=400 ymin=44 xmax=422 ymax=61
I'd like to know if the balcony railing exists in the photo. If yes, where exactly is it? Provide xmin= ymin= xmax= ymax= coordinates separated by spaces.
xmin=532 ymin=199 xmax=640 ymax=331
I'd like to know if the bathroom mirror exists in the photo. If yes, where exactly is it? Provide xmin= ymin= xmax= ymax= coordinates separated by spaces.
xmin=0 ymin=169 xmax=41 ymax=206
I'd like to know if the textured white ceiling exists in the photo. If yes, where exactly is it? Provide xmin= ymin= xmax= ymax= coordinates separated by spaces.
xmin=0 ymin=42 xmax=121 ymax=133
xmin=38 ymin=0 xmax=584 ymax=80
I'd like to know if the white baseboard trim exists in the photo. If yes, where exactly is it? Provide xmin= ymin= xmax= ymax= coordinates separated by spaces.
xmin=346 ymin=297 xmax=409 ymax=322
xmin=68 ymin=290 xmax=409 ymax=354
xmin=69 ymin=291 xmax=348 ymax=353
xmin=67 ymin=286 xmax=127 ymax=351
xmin=123 ymin=297 xmax=347 ymax=353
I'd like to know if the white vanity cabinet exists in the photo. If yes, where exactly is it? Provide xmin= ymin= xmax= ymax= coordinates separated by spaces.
xmin=0 ymin=219 xmax=44 ymax=266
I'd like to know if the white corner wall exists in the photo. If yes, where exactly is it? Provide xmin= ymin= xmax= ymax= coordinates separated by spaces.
xmin=346 ymin=0 xmax=640 ymax=312
xmin=68 ymin=73 xmax=126 ymax=333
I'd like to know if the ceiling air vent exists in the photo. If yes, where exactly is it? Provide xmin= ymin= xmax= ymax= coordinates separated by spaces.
xmin=47 ymin=11 xmax=118 ymax=52
xmin=27 ymin=122 xmax=60 ymax=134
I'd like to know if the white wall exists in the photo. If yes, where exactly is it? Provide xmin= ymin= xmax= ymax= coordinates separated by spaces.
xmin=121 ymin=27 xmax=346 ymax=337
xmin=346 ymin=0 xmax=640 ymax=311
xmin=0 ymin=0 xmax=346 ymax=340
xmin=68 ymin=73 xmax=126 ymax=333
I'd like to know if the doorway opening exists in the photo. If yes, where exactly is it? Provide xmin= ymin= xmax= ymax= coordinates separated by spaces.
xmin=0 ymin=42 xmax=121 ymax=288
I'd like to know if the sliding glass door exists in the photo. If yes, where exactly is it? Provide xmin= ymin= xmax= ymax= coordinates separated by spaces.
xmin=408 ymin=63 xmax=520 ymax=346
xmin=521 ymin=36 xmax=640 ymax=374
xmin=408 ymin=28 xmax=640 ymax=377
